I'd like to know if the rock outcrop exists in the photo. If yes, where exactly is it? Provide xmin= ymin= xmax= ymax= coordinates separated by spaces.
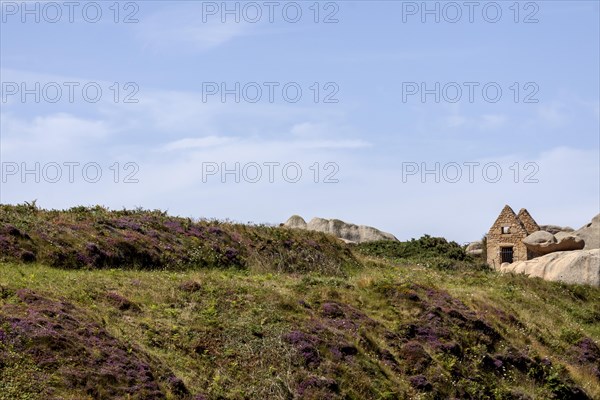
xmin=555 ymin=231 xmax=575 ymax=242
xmin=285 ymin=215 xmax=308 ymax=229
xmin=523 ymin=231 xmax=556 ymax=247
xmin=573 ymin=214 xmax=600 ymax=250
xmin=539 ymin=225 xmax=574 ymax=234
xmin=283 ymin=216 xmax=398 ymax=244
xmin=466 ymin=241 xmax=483 ymax=256
xmin=523 ymin=231 xmax=585 ymax=255
xmin=500 ymin=249 xmax=600 ymax=287
xmin=539 ymin=214 xmax=599 ymax=250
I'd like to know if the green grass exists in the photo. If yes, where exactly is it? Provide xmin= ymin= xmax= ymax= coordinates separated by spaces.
xmin=1 ymin=259 xmax=598 ymax=399
xmin=0 ymin=204 xmax=598 ymax=399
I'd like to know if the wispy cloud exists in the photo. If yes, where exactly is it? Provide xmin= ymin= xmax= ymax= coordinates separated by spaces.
xmin=163 ymin=136 xmax=237 ymax=151
xmin=536 ymin=102 xmax=568 ymax=126
xmin=441 ymin=103 xmax=507 ymax=130
xmin=134 ymin=3 xmax=259 ymax=52
xmin=1 ymin=112 xmax=113 ymax=160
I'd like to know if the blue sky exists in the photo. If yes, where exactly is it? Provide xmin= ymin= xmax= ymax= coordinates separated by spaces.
xmin=1 ymin=0 xmax=599 ymax=242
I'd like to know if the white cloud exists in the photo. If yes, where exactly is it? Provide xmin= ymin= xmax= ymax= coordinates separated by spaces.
xmin=137 ymin=21 xmax=251 ymax=52
xmin=480 ymin=114 xmax=507 ymax=129
xmin=293 ymin=139 xmax=370 ymax=149
xmin=1 ymin=69 xmax=597 ymax=245
xmin=162 ymin=136 xmax=237 ymax=151
xmin=291 ymin=122 xmax=331 ymax=137
xmin=536 ymin=102 xmax=568 ymax=126
xmin=446 ymin=114 xmax=467 ymax=128
xmin=134 ymin=4 xmax=259 ymax=52
xmin=442 ymin=107 xmax=506 ymax=131
xmin=1 ymin=112 xmax=113 ymax=160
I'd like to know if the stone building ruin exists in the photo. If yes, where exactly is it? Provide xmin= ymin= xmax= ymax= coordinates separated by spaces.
xmin=486 ymin=205 xmax=540 ymax=269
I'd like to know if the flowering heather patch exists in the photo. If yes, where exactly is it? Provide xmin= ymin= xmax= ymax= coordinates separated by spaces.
xmin=168 ymin=376 xmax=190 ymax=397
xmin=319 ymin=301 xmax=377 ymax=334
xmin=283 ymin=330 xmax=322 ymax=367
xmin=0 ymin=289 xmax=191 ymax=399
xmin=186 ymin=225 xmax=206 ymax=239
xmin=297 ymin=376 xmax=340 ymax=399
xmin=306 ymin=240 xmax=321 ymax=249
xmin=207 ymin=226 xmax=224 ymax=236
xmin=399 ymin=341 xmax=432 ymax=373
xmin=112 ymin=217 xmax=144 ymax=232
xmin=105 ymin=291 xmax=141 ymax=312
xmin=321 ymin=302 xmax=345 ymax=319
xmin=329 ymin=341 xmax=358 ymax=361
xmin=282 ymin=302 xmax=396 ymax=395
xmin=0 ymin=203 xmax=597 ymax=398
xmin=377 ymin=284 xmax=591 ymax=399
xmin=0 ymin=204 xmax=357 ymax=274
xmin=224 ymin=247 xmax=241 ymax=264
xmin=384 ymin=284 xmax=502 ymax=353
xmin=178 ymin=280 xmax=202 ymax=293
xmin=573 ymin=337 xmax=600 ymax=364
xmin=409 ymin=375 xmax=432 ymax=392
xmin=163 ymin=220 xmax=186 ymax=235
xmin=571 ymin=337 xmax=600 ymax=379
xmin=0 ymin=224 xmax=36 ymax=263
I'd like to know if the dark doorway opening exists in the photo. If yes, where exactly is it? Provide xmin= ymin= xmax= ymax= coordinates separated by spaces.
xmin=500 ymin=247 xmax=514 ymax=263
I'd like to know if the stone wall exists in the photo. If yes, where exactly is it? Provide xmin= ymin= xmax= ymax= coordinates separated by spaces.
xmin=517 ymin=208 xmax=540 ymax=235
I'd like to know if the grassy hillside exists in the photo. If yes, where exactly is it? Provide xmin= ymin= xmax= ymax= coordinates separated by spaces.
xmin=1 ymin=204 xmax=599 ymax=399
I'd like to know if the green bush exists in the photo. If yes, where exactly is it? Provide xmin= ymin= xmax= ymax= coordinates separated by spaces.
xmin=355 ymin=234 xmax=470 ymax=261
